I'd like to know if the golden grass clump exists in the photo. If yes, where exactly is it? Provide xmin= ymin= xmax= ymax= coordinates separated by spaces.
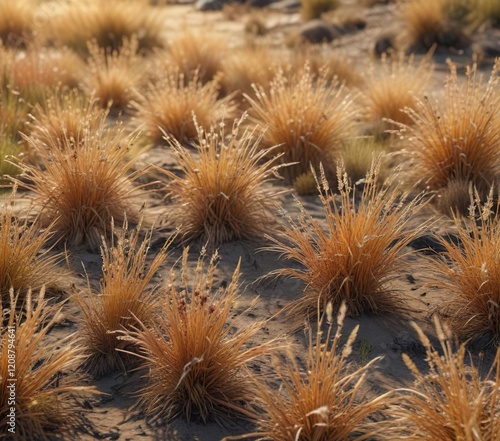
xmin=301 ymin=0 xmax=340 ymax=21
xmin=400 ymin=0 xmax=468 ymax=50
xmin=84 ymin=38 xmax=144 ymax=112
xmin=27 ymin=89 xmax=107 ymax=150
xmin=0 ymin=0 xmax=36 ymax=47
xmin=293 ymin=170 xmax=318 ymax=196
xmin=267 ymin=156 xmax=428 ymax=318
xmin=122 ymin=247 xmax=274 ymax=424
xmin=133 ymin=68 xmax=235 ymax=144
xmin=246 ymin=65 xmax=358 ymax=184
xmin=430 ymin=189 xmax=500 ymax=345
xmin=341 ymin=137 xmax=387 ymax=184
xmin=385 ymin=318 xmax=500 ymax=440
xmin=400 ymin=61 xmax=500 ymax=202
xmin=166 ymin=30 xmax=227 ymax=84
xmin=15 ymin=123 xmax=142 ymax=249
xmin=362 ymin=53 xmax=432 ymax=135
xmin=0 ymin=190 xmax=61 ymax=302
xmin=75 ymin=219 xmax=171 ymax=377
xmin=44 ymin=0 xmax=166 ymax=55
xmin=160 ymin=116 xmax=284 ymax=245
xmin=0 ymin=288 xmax=95 ymax=440
xmin=234 ymin=303 xmax=387 ymax=440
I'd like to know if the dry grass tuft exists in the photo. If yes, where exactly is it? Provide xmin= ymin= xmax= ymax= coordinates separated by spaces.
xmin=15 ymin=122 xmax=142 ymax=249
xmin=75 ymin=219 xmax=171 ymax=377
xmin=0 ymin=190 xmax=62 ymax=302
xmin=293 ymin=170 xmax=318 ymax=196
xmin=84 ymin=38 xmax=144 ymax=112
xmin=122 ymin=247 xmax=275 ymax=424
xmin=400 ymin=60 xmax=500 ymax=202
xmin=246 ymin=64 xmax=358 ymax=184
xmin=159 ymin=116 xmax=284 ymax=245
xmin=0 ymin=0 xmax=36 ymax=47
xmin=27 ymin=89 xmax=107 ymax=150
xmin=166 ymin=30 xmax=227 ymax=84
xmin=44 ymin=0 xmax=166 ymax=55
xmin=362 ymin=53 xmax=432 ymax=136
xmin=231 ymin=303 xmax=388 ymax=441
xmin=267 ymin=156 xmax=428 ymax=318
xmin=385 ymin=318 xmax=500 ymax=440
xmin=430 ymin=188 xmax=500 ymax=345
xmin=301 ymin=0 xmax=340 ymax=21
xmin=341 ymin=137 xmax=388 ymax=185
xmin=132 ymin=68 xmax=235 ymax=144
xmin=0 ymin=287 xmax=96 ymax=440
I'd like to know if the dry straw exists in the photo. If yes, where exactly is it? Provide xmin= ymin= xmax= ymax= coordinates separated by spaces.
xmin=75 ymin=218 xmax=171 ymax=377
xmin=267 ymin=156 xmax=429 ymax=318
xmin=385 ymin=317 xmax=500 ymax=440
xmin=160 ymin=115 xmax=285 ymax=245
xmin=121 ymin=247 xmax=276 ymax=424
xmin=0 ymin=287 xmax=96 ymax=440
xmin=246 ymin=64 xmax=358 ymax=184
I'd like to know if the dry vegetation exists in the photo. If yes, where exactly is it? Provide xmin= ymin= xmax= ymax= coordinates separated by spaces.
xmin=1 ymin=0 xmax=500 ymax=439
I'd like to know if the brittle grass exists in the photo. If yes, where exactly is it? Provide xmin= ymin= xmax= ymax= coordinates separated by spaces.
xmin=160 ymin=116 xmax=284 ymax=245
xmin=0 ymin=190 xmax=61 ymax=302
xmin=0 ymin=288 xmax=96 ymax=440
xmin=75 ymin=219 xmax=171 ymax=377
xmin=228 ymin=303 xmax=388 ymax=441
xmin=246 ymin=65 xmax=358 ymax=184
xmin=133 ymin=69 xmax=235 ymax=144
xmin=122 ymin=247 xmax=275 ymax=424
xmin=400 ymin=61 xmax=500 ymax=201
xmin=16 ymin=124 xmax=142 ymax=249
xmin=267 ymin=157 xmax=428 ymax=318
xmin=0 ymin=0 xmax=36 ymax=47
xmin=385 ymin=318 xmax=500 ymax=440
xmin=431 ymin=189 xmax=500 ymax=345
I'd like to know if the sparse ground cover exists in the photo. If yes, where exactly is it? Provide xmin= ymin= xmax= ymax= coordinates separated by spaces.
xmin=0 ymin=0 xmax=500 ymax=439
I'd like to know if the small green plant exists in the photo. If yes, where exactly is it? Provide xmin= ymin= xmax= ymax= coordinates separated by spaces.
xmin=359 ymin=340 xmax=373 ymax=365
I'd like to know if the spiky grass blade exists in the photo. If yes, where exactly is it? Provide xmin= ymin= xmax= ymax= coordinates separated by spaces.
xmin=159 ymin=116 xmax=284 ymax=245
xmin=267 ymin=156 xmax=428 ymax=318
xmin=385 ymin=318 xmax=500 ymax=440
xmin=246 ymin=64 xmax=358 ymax=184
xmin=122 ymin=247 xmax=275 ymax=424
xmin=430 ymin=188 xmax=500 ymax=345
xmin=231 ymin=303 xmax=388 ymax=441
xmin=0 ymin=288 xmax=97 ymax=440
xmin=75 ymin=219 xmax=171 ymax=377
xmin=0 ymin=190 xmax=62 ymax=302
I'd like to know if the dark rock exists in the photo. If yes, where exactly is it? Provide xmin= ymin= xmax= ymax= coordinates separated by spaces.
xmin=373 ymin=30 xmax=397 ymax=57
xmin=195 ymin=0 xmax=224 ymax=10
xmin=299 ymin=20 xmax=342 ymax=44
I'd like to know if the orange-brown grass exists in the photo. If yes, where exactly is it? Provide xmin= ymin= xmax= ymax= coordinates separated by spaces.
xmin=0 ymin=0 xmax=36 ymax=47
xmin=246 ymin=65 xmax=359 ymax=184
xmin=363 ymin=53 xmax=432 ymax=135
xmin=0 ymin=190 xmax=61 ymax=302
xmin=400 ymin=61 xmax=500 ymax=201
xmin=44 ymin=0 xmax=166 ymax=55
xmin=267 ymin=157 xmax=428 ymax=318
xmin=229 ymin=303 xmax=388 ymax=441
xmin=0 ymin=288 xmax=96 ymax=440
xmin=385 ymin=318 xmax=500 ymax=440
xmin=429 ymin=189 xmax=500 ymax=345
xmin=288 ymin=47 xmax=364 ymax=88
xmin=0 ymin=45 xmax=84 ymax=105
xmin=74 ymin=219 xmax=171 ymax=377
xmin=15 ymin=124 xmax=142 ymax=249
xmin=400 ymin=0 xmax=466 ymax=49
xmin=166 ymin=30 xmax=227 ymax=84
xmin=159 ymin=116 xmax=284 ymax=245
xmin=28 ymin=89 xmax=107 ymax=150
xmin=133 ymin=68 xmax=235 ymax=144
xmin=122 ymin=247 xmax=275 ymax=424
xmin=84 ymin=38 xmax=144 ymax=112
xmin=301 ymin=0 xmax=340 ymax=21
xmin=220 ymin=45 xmax=282 ymax=101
